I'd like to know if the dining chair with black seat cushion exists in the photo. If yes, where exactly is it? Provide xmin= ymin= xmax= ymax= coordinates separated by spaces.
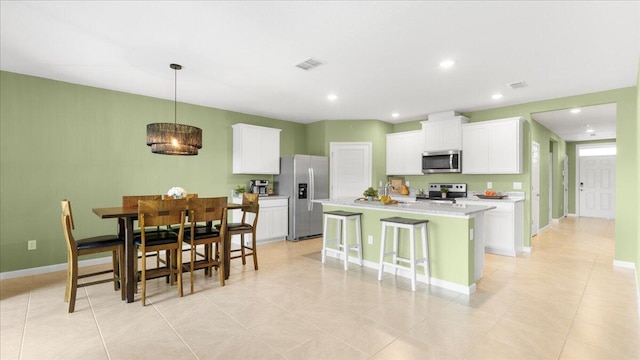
xmin=183 ymin=197 xmax=228 ymax=293
xmin=219 ymin=193 xmax=260 ymax=270
xmin=61 ymin=199 xmax=124 ymax=313
xmin=136 ymin=199 xmax=187 ymax=306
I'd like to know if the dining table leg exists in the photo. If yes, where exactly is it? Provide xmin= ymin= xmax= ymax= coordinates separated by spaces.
xmin=121 ymin=217 xmax=136 ymax=303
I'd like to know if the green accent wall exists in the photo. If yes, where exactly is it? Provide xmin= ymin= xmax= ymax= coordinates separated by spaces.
xmin=1 ymin=69 xmax=638 ymax=292
xmin=0 ymin=71 xmax=306 ymax=272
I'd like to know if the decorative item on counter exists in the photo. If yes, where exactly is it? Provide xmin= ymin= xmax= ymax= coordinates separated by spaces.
xmin=233 ymin=185 xmax=247 ymax=197
xmin=363 ymin=187 xmax=378 ymax=201
xmin=477 ymin=190 xmax=508 ymax=199
xmin=440 ymin=187 xmax=449 ymax=198
xmin=400 ymin=184 xmax=410 ymax=195
xmin=268 ymin=187 xmax=274 ymax=195
xmin=167 ymin=186 xmax=186 ymax=199
xmin=418 ymin=189 xmax=425 ymax=195
xmin=387 ymin=176 xmax=405 ymax=194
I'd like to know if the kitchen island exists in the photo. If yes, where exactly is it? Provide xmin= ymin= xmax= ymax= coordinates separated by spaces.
xmin=315 ymin=198 xmax=495 ymax=294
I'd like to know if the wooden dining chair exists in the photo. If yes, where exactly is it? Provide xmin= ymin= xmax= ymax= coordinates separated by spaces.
xmin=136 ymin=199 xmax=187 ymax=306
xmin=222 ymin=193 xmax=260 ymax=270
xmin=60 ymin=200 xmax=124 ymax=313
xmin=183 ymin=197 xmax=228 ymax=293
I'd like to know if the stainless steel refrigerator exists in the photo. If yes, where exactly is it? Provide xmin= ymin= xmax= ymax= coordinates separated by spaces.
xmin=275 ymin=155 xmax=329 ymax=241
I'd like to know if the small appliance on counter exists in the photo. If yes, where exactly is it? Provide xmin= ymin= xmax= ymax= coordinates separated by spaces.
xmin=416 ymin=183 xmax=467 ymax=203
xmin=249 ymin=179 xmax=269 ymax=197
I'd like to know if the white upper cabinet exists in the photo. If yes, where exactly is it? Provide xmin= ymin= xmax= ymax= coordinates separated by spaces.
xmin=386 ymin=130 xmax=424 ymax=175
xmin=421 ymin=116 xmax=469 ymax=152
xmin=462 ymin=117 xmax=524 ymax=174
xmin=232 ymin=123 xmax=281 ymax=174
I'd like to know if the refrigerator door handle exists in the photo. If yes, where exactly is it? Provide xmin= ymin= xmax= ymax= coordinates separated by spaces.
xmin=308 ymin=167 xmax=315 ymax=211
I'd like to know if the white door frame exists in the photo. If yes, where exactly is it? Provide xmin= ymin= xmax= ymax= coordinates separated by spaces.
xmin=549 ymin=152 xmax=553 ymax=223
xmin=531 ymin=141 xmax=540 ymax=237
xmin=563 ymin=155 xmax=569 ymax=217
xmin=329 ymin=142 xmax=372 ymax=199
xmin=575 ymin=142 xmax=616 ymax=218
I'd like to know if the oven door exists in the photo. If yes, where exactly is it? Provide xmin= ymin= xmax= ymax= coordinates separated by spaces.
xmin=422 ymin=150 xmax=461 ymax=173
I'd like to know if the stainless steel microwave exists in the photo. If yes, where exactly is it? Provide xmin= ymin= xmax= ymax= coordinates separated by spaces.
xmin=422 ymin=150 xmax=462 ymax=174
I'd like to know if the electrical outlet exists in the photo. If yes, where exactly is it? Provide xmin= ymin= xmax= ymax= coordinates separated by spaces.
xmin=367 ymin=235 xmax=373 ymax=245
xmin=28 ymin=240 xmax=37 ymax=251
xmin=487 ymin=182 xmax=492 ymax=189
xmin=406 ymin=181 xmax=410 ymax=187
xmin=513 ymin=182 xmax=522 ymax=189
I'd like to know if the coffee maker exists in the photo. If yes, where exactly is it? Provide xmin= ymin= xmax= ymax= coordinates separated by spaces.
xmin=249 ymin=179 xmax=269 ymax=197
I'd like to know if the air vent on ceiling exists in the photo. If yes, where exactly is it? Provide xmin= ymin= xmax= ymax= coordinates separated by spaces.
xmin=296 ymin=58 xmax=324 ymax=71
xmin=508 ymin=81 xmax=528 ymax=89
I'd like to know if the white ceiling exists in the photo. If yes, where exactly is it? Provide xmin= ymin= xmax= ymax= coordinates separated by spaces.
xmin=531 ymin=103 xmax=617 ymax=142
xmin=1 ymin=1 xmax=639 ymax=133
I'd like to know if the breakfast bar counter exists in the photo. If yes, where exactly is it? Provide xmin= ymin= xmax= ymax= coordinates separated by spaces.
xmin=314 ymin=197 xmax=496 ymax=294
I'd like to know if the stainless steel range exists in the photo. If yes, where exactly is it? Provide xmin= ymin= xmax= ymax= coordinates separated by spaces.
xmin=416 ymin=183 xmax=467 ymax=203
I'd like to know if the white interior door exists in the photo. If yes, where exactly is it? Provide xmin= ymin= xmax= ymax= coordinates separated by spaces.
xmin=330 ymin=142 xmax=372 ymax=198
xmin=531 ymin=141 xmax=540 ymax=236
xmin=579 ymin=155 xmax=616 ymax=218
xmin=549 ymin=152 xmax=553 ymax=223
xmin=563 ymin=155 xmax=569 ymax=217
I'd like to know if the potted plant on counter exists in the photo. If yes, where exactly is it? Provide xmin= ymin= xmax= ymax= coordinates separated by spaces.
xmin=363 ymin=187 xmax=378 ymax=201
xmin=440 ymin=187 xmax=449 ymax=198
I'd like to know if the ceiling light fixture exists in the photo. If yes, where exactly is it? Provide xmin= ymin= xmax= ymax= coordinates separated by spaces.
xmin=440 ymin=59 xmax=455 ymax=69
xmin=327 ymin=94 xmax=338 ymax=101
xmin=586 ymin=129 xmax=595 ymax=133
xmin=491 ymin=93 xmax=503 ymax=100
xmin=392 ymin=113 xmax=400 ymax=118
xmin=146 ymin=64 xmax=202 ymax=156
xmin=570 ymin=108 xmax=582 ymax=114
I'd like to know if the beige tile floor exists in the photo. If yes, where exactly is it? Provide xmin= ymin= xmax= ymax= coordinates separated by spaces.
xmin=1 ymin=216 xmax=639 ymax=359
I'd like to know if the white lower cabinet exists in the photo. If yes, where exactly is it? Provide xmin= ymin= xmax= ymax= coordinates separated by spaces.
xmin=231 ymin=196 xmax=288 ymax=244
xmin=457 ymin=199 xmax=523 ymax=256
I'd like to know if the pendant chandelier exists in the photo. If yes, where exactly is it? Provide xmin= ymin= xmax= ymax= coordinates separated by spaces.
xmin=146 ymin=64 xmax=202 ymax=155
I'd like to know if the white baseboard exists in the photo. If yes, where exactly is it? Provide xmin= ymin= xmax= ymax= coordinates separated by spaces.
xmin=613 ymin=260 xmax=636 ymax=270
xmin=0 ymin=257 xmax=111 ymax=280
xmin=522 ymin=247 xmax=532 ymax=253
xmin=323 ymin=252 xmax=476 ymax=295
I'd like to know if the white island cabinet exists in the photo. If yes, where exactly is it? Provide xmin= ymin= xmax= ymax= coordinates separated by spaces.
xmin=456 ymin=197 xmax=524 ymax=257
xmin=462 ymin=117 xmax=524 ymax=174
xmin=232 ymin=123 xmax=281 ymax=174
xmin=386 ymin=130 xmax=423 ymax=175
xmin=231 ymin=195 xmax=288 ymax=244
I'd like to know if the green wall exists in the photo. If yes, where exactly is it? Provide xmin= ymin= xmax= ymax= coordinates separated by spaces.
xmin=1 ymin=70 xmax=638 ymax=289
xmin=0 ymin=71 xmax=306 ymax=272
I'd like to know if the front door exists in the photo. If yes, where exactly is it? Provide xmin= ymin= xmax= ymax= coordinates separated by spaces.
xmin=579 ymin=155 xmax=616 ymax=218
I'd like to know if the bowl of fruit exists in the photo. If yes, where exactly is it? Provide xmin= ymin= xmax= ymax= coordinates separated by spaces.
xmin=477 ymin=190 xmax=507 ymax=199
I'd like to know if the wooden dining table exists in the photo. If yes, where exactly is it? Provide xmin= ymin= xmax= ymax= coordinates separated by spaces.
xmin=92 ymin=203 xmax=242 ymax=303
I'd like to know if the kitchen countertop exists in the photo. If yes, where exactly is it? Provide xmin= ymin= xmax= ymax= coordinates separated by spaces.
xmin=314 ymin=197 xmax=495 ymax=217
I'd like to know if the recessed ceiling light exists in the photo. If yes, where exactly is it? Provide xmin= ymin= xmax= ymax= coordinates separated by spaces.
xmin=586 ymin=129 xmax=595 ymax=133
xmin=327 ymin=94 xmax=337 ymax=101
xmin=391 ymin=113 xmax=399 ymax=118
xmin=570 ymin=108 xmax=581 ymax=114
xmin=491 ymin=93 xmax=503 ymax=100
xmin=440 ymin=59 xmax=455 ymax=69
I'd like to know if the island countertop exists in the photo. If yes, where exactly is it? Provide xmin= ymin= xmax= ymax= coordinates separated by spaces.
xmin=314 ymin=197 xmax=495 ymax=217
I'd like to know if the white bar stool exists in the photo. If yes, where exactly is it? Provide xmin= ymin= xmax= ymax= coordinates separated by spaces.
xmin=322 ymin=210 xmax=363 ymax=270
xmin=377 ymin=216 xmax=430 ymax=291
